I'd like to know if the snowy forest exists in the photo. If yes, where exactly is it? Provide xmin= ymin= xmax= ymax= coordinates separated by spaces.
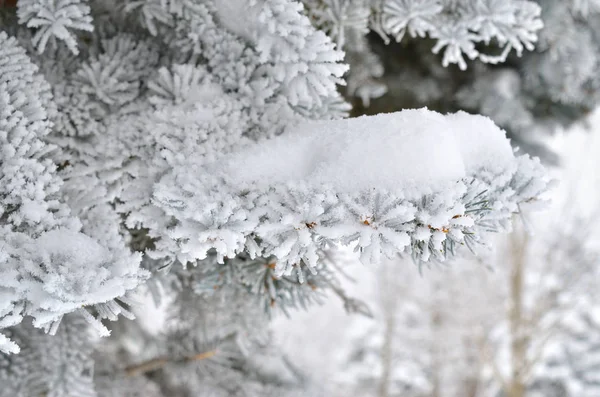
xmin=0 ymin=0 xmax=598 ymax=396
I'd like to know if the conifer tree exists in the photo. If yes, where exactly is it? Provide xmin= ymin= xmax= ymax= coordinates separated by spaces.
xmin=0 ymin=1 xmax=549 ymax=395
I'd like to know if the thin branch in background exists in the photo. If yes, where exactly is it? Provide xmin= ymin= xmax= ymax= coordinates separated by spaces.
xmin=477 ymin=335 xmax=509 ymax=393
xmin=125 ymin=349 xmax=217 ymax=377
xmin=326 ymin=278 xmax=373 ymax=318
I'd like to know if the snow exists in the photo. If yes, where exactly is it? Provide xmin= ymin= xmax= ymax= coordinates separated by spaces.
xmin=156 ymin=106 xmax=548 ymax=272
xmin=0 ymin=333 xmax=19 ymax=354
xmin=214 ymin=108 xmax=515 ymax=199
xmin=32 ymin=230 xmax=113 ymax=301
xmin=11 ymin=228 xmax=146 ymax=334
xmin=214 ymin=0 xmax=261 ymax=41
xmin=20 ymin=199 xmax=47 ymax=224
xmin=446 ymin=111 xmax=516 ymax=174
xmin=35 ymin=229 xmax=109 ymax=269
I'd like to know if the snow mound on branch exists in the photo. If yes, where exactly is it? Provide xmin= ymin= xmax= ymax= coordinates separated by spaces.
xmin=216 ymin=109 xmax=515 ymax=198
xmin=26 ymin=229 xmax=144 ymax=310
xmin=5 ymin=230 xmax=146 ymax=336
xmin=154 ymin=108 xmax=549 ymax=276
xmin=35 ymin=230 xmax=108 ymax=267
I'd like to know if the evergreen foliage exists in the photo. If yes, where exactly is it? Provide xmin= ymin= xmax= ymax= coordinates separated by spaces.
xmin=0 ymin=1 xmax=552 ymax=395
xmin=305 ymin=0 xmax=600 ymax=161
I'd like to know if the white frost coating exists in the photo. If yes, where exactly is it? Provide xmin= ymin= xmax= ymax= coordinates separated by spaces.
xmin=0 ymin=333 xmax=19 ymax=354
xmin=1 ymin=0 xmax=349 ymax=355
xmin=214 ymin=0 xmax=261 ymax=41
xmin=215 ymin=109 xmax=514 ymax=198
xmin=34 ymin=230 xmax=110 ymax=283
xmin=21 ymin=230 xmax=144 ymax=320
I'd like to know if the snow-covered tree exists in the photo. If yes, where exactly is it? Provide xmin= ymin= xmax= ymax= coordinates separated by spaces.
xmin=332 ymin=255 xmax=500 ymax=397
xmin=531 ymin=309 xmax=600 ymax=397
xmin=0 ymin=0 xmax=550 ymax=395
xmin=485 ymin=215 xmax=600 ymax=397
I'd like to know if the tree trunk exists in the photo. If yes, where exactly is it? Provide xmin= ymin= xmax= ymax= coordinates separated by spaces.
xmin=464 ymin=377 xmax=480 ymax=397
xmin=507 ymin=225 xmax=529 ymax=397
xmin=378 ymin=265 xmax=397 ymax=397
xmin=378 ymin=310 xmax=395 ymax=397
xmin=430 ymin=305 xmax=442 ymax=397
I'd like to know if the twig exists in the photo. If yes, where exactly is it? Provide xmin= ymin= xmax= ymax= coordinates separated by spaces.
xmin=125 ymin=358 xmax=168 ymax=377
xmin=326 ymin=280 xmax=373 ymax=318
xmin=125 ymin=349 xmax=217 ymax=377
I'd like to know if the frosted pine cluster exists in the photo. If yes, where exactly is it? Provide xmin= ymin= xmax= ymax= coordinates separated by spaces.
xmin=0 ymin=1 xmax=550 ymax=396
xmin=155 ymin=110 xmax=546 ymax=278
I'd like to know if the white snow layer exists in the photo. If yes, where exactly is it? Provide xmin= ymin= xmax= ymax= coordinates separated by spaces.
xmin=216 ymin=109 xmax=515 ymax=198
xmin=155 ymin=107 xmax=548 ymax=272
